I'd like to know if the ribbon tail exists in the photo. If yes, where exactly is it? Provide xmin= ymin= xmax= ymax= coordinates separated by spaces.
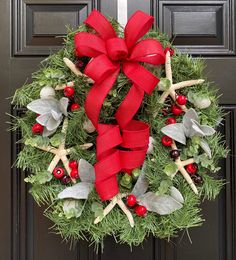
xmin=85 ymin=69 xmax=120 ymax=128
xmin=115 ymin=84 xmax=144 ymax=129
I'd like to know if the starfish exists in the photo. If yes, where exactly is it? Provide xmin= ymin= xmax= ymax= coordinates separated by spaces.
xmin=94 ymin=193 xmax=134 ymax=227
xmin=159 ymin=50 xmax=204 ymax=112
xmin=159 ymin=50 xmax=201 ymax=194
xmin=30 ymin=118 xmax=93 ymax=183
xmin=170 ymin=141 xmax=198 ymax=194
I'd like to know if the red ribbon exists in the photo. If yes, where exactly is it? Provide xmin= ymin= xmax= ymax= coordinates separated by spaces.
xmin=75 ymin=10 xmax=165 ymax=200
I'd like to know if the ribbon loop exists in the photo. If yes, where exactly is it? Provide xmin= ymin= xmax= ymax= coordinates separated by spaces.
xmin=125 ymin=10 xmax=154 ymax=50
xmin=85 ymin=10 xmax=117 ymax=40
xmin=74 ymin=32 xmax=107 ymax=57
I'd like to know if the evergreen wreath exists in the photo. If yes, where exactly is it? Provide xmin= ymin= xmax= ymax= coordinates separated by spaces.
xmin=11 ymin=10 xmax=228 ymax=249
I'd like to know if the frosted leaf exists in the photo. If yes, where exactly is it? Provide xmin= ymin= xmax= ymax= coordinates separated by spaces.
xmin=36 ymin=113 xmax=51 ymax=126
xmin=187 ymin=120 xmax=205 ymax=137
xmin=27 ymin=99 xmax=58 ymax=115
xmin=42 ymin=128 xmax=57 ymax=137
xmin=58 ymin=182 xmax=93 ymax=200
xmin=59 ymin=97 xmax=69 ymax=116
xmin=200 ymin=125 xmax=216 ymax=136
xmin=51 ymin=109 xmax=62 ymax=121
xmin=46 ymin=116 xmax=62 ymax=131
xmin=200 ymin=139 xmax=212 ymax=158
xmin=170 ymin=186 xmax=184 ymax=203
xmin=161 ymin=123 xmax=186 ymax=145
xmin=183 ymin=108 xmax=199 ymax=127
xmin=131 ymin=163 xmax=149 ymax=198
xmin=147 ymin=136 xmax=155 ymax=154
xmin=139 ymin=192 xmax=183 ymax=215
xmin=78 ymin=159 xmax=95 ymax=183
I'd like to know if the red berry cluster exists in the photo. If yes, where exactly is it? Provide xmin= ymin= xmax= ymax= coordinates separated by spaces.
xmin=126 ymin=194 xmax=147 ymax=217
xmin=52 ymin=160 xmax=79 ymax=184
xmin=63 ymin=83 xmax=80 ymax=112
xmin=69 ymin=160 xmax=79 ymax=179
xmin=53 ymin=167 xmax=71 ymax=185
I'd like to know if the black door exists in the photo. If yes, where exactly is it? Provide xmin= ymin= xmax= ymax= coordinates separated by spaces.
xmin=1 ymin=1 xmax=235 ymax=259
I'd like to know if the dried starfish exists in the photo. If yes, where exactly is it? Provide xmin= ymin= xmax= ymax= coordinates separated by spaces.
xmin=94 ymin=193 xmax=134 ymax=227
xmin=171 ymin=141 xmax=198 ymax=194
xmin=159 ymin=50 xmax=204 ymax=111
xmin=30 ymin=118 xmax=93 ymax=183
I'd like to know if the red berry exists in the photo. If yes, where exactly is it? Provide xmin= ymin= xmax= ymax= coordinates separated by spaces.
xmin=161 ymin=136 xmax=173 ymax=147
xmin=135 ymin=205 xmax=147 ymax=217
xmin=53 ymin=167 xmax=65 ymax=179
xmin=64 ymin=86 xmax=75 ymax=97
xmin=176 ymin=95 xmax=187 ymax=106
xmin=171 ymin=105 xmax=183 ymax=116
xmin=186 ymin=163 xmax=198 ymax=174
xmin=32 ymin=123 xmax=44 ymax=134
xmin=69 ymin=160 xmax=78 ymax=169
xmin=70 ymin=169 xmax=79 ymax=179
xmin=164 ymin=47 xmax=174 ymax=56
xmin=71 ymin=103 xmax=80 ymax=111
xmin=165 ymin=117 xmax=176 ymax=125
xmin=126 ymin=194 xmax=137 ymax=207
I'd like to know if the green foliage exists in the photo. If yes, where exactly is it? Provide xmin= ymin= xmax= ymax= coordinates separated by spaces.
xmin=25 ymin=170 xmax=52 ymax=184
xmin=11 ymin=19 xmax=228 ymax=250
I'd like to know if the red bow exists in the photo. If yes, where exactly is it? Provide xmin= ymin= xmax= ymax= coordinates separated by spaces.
xmin=75 ymin=10 xmax=165 ymax=200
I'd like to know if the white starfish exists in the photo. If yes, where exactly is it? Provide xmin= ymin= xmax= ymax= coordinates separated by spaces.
xmin=159 ymin=50 xmax=204 ymax=112
xmin=30 ymin=118 xmax=93 ymax=183
xmin=94 ymin=193 xmax=134 ymax=227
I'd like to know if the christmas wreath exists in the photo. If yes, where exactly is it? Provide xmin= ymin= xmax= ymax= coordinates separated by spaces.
xmin=11 ymin=10 xmax=228 ymax=249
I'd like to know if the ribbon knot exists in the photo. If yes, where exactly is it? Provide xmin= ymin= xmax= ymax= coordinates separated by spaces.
xmin=75 ymin=10 xmax=165 ymax=200
xmin=106 ymin=38 xmax=128 ymax=61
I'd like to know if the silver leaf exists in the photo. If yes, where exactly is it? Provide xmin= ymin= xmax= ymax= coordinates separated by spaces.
xmin=58 ymin=182 xmax=93 ymax=200
xmin=183 ymin=108 xmax=199 ymax=128
xmin=42 ymin=128 xmax=57 ymax=137
xmin=51 ymin=109 xmax=62 ymax=121
xmin=187 ymin=120 xmax=205 ymax=137
xmin=131 ymin=163 xmax=149 ymax=198
xmin=36 ymin=113 xmax=51 ymax=126
xmin=170 ymin=186 xmax=184 ymax=204
xmin=200 ymin=139 xmax=212 ymax=158
xmin=59 ymin=97 xmax=69 ymax=116
xmin=147 ymin=136 xmax=155 ymax=154
xmin=199 ymin=125 xmax=216 ymax=136
xmin=27 ymin=99 xmax=59 ymax=115
xmin=78 ymin=159 xmax=95 ymax=183
xmin=139 ymin=192 xmax=183 ymax=215
xmin=46 ymin=116 xmax=62 ymax=131
xmin=161 ymin=123 xmax=186 ymax=145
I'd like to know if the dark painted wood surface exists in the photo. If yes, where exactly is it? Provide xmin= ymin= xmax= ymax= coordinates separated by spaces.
xmin=1 ymin=1 xmax=235 ymax=259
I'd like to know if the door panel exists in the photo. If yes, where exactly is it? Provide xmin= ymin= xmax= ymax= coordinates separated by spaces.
xmin=1 ymin=0 xmax=235 ymax=260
